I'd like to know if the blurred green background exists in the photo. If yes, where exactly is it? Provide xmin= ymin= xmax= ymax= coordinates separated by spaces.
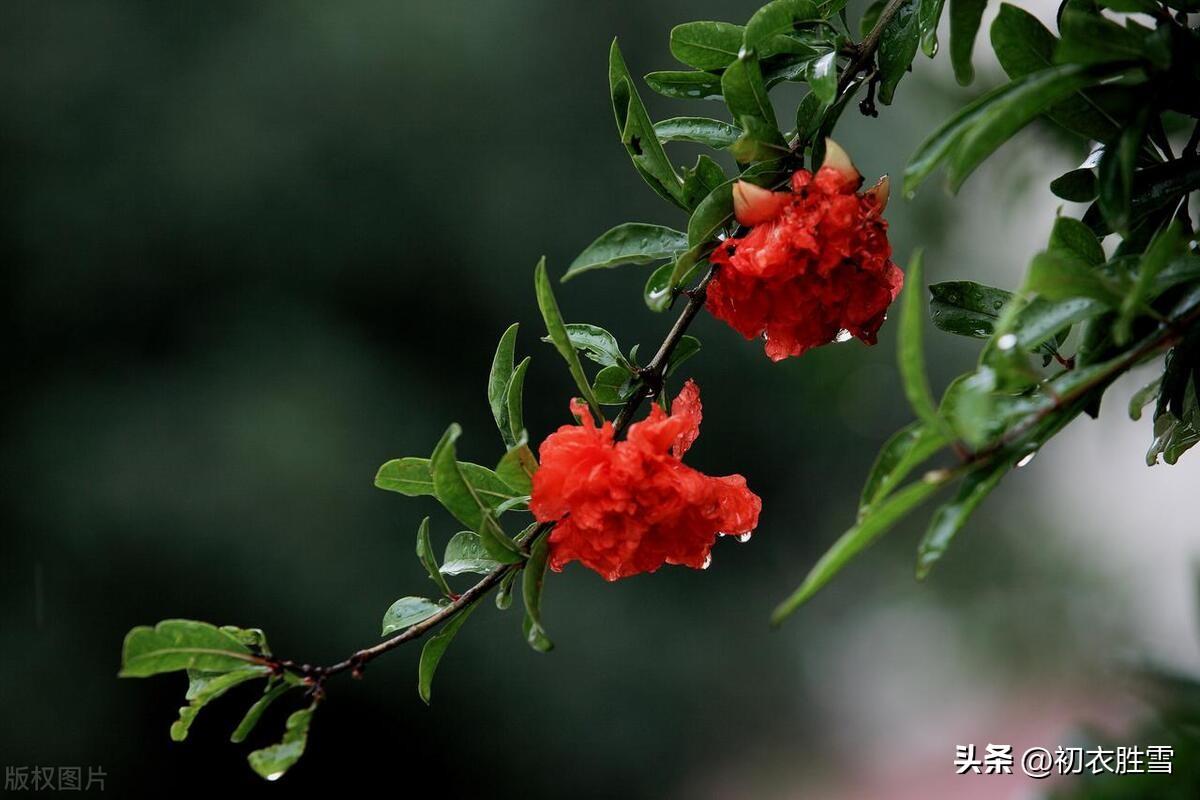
xmin=3 ymin=1 xmax=1198 ymax=797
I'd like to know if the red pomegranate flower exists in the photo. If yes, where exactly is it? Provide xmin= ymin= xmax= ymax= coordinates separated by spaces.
xmin=707 ymin=139 xmax=903 ymax=361
xmin=529 ymin=380 xmax=761 ymax=581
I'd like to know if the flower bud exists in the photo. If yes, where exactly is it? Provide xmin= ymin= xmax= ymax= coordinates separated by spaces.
xmin=732 ymin=180 xmax=791 ymax=226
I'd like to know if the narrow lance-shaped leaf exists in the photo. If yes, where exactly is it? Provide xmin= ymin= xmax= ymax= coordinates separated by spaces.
xmin=806 ymin=50 xmax=838 ymax=105
xmin=231 ymin=681 xmax=295 ymax=744
xmin=505 ymin=356 xmax=531 ymax=442
xmin=609 ymin=40 xmax=686 ymax=206
xmin=418 ymin=597 xmax=483 ymax=704
xmin=547 ymin=324 xmax=629 ymax=369
xmin=877 ymin=0 xmax=920 ymax=105
xmin=534 ymin=258 xmax=601 ymax=415
xmin=773 ymin=475 xmax=949 ymax=623
xmin=171 ymin=667 xmax=269 ymax=741
xmin=898 ymin=250 xmax=941 ymax=428
xmin=859 ymin=420 xmax=949 ymax=516
xmin=488 ymin=324 xmax=519 ymax=446
xmin=917 ymin=0 xmax=947 ymax=57
xmin=1097 ymin=107 xmax=1148 ymax=234
xmin=522 ymin=530 xmax=554 ymax=652
xmin=915 ymin=458 xmax=1013 ymax=579
xmin=119 ymin=620 xmax=262 ymax=677
xmin=720 ymin=53 xmax=778 ymax=131
xmin=415 ymin=517 xmax=452 ymax=598
xmin=644 ymin=70 xmax=724 ymax=101
xmin=247 ymin=704 xmax=316 ymax=781
xmin=653 ymin=117 xmax=743 ymax=149
xmin=564 ymin=224 xmax=688 ymax=281
xmin=947 ymin=64 xmax=1123 ymax=192
xmin=374 ymin=457 xmax=436 ymax=496
xmin=1129 ymin=375 xmax=1163 ymax=421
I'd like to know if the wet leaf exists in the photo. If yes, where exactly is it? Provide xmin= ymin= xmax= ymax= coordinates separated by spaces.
xmin=670 ymin=21 xmax=745 ymax=70
xmin=381 ymin=596 xmax=447 ymax=637
xmin=644 ymin=70 xmax=724 ymax=101
xmin=120 ymin=620 xmax=262 ymax=677
xmin=948 ymin=0 xmax=986 ymax=85
xmin=418 ymin=598 xmax=482 ymax=704
xmin=610 ymin=40 xmax=685 ymax=206
xmin=916 ymin=458 xmax=1012 ymax=579
xmin=877 ymin=0 xmax=919 ymax=105
xmin=522 ymin=530 xmax=553 ymax=652
xmin=859 ymin=420 xmax=949 ymax=515
xmin=899 ymin=250 xmax=940 ymax=428
xmin=535 ymin=257 xmax=601 ymax=414
xmin=564 ymin=224 xmax=688 ymax=281
xmin=654 ymin=117 xmax=742 ymax=149
xmin=487 ymin=323 xmax=519 ymax=446
xmin=247 ymin=704 xmax=315 ymax=781
xmin=230 ymin=681 xmax=294 ymax=744
xmin=441 ymin=531 xmax=502 ymax=576
xmin=171 ymin=667 xmax=268 ymax=741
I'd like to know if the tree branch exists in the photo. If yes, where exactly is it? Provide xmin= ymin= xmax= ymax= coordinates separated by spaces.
xmin=270 ymin=264 xmax=720 ymax=686
xmin=837 ymin=0 xmax=908 ymax=99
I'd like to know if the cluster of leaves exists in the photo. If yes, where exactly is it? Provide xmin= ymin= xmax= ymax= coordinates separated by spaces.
xmin=774 ymin=0 xmax=1200 ymax=621
xmin=119 ymin=622 xmax=311 ymax=780
xmin=119 ymin=0 xmax=1200 ymax=782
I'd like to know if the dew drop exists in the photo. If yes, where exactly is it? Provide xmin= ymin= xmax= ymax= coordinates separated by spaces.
xmin=1016 ymin=451 xmax=1037 ymax=468
xmin=701 ymin=554 xmax=713 ymax=570
xmin=266 ymin=773 xmax=284 ymax=782
xmin=835 ymin=328 xmax=853 ymax=343
xmin=736 ymin=532 xmax=752 ymax=543
xmin=993 ymin=300 xmax=1004 ymax=311
xmin=997 ymin=333 xmax=1017 ymax=351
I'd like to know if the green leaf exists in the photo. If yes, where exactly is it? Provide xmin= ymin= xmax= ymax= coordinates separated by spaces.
xmin=376 ymin=455 xmax=517 ymax=508
xmin=1048 ymin=216 xmax=1105 ymax=265
xmin=729 ymin=115 xmax=789 ymax=163
xmin=231 ymin=681 xmax=294 ymax=744
xmin=1026 ymin=250 xmax=1121 ymax=306
xmin=429 ymin=424 xmax=522 ymax=537
xmin=687 ymin=182 xmax=735 ymax=249
xmin=418 ymin=598 xmax=482 ymax=704
xmin=948 ymin=0 xmax=986 ymax=85
xmin=593 ymin=364 xmax=638 ymax=405
xmin=904 ymin=81 xmax=1016 ymax=195
xmin=898 ymin=250 xmax=940 ymax=428
xmin=496 ymin=568 xmax=518 ymax=610
xmin=720 ymin=54 xmax=779 ymax=131
xmin=1057 ymin=8 xmax=1151 ymax=67
xmin=654 ymin=117 xmax=742 ymax=149
xmin=644 ymin=261 xmax=676 ymax=313
xmin=877 ymin=0 xmax=920 ymax=105
xmin=534 ymin=257 xmax=601 ymax=414
xmin=644 ymin=70 xmax=724 ymax=101
xmin=1012 ymin=295 xmax=1106 ymax=351
xmin=665 ymin=335 xmax=702 ymax=377
xmin=744 ymin=0 xmax=821 ymax=52
xmin=475 ymin=507 xmax=523 ymax=564
xmin=247 ymin=704 xmax=314 ymax=781
xmin=522 ymin=530 xmax=553 ymax=652
xmin=505 ymin=356 xmax=531 ymax=443
xmin=916 ymin=459 xmax=1012 ymax=579
xmin=610 ymin=40 xmax=685 ymax=206
xmin=917 ymin=0 xmax=947 ymax=57
xmin=565 ymin=224 xmax=688 ymax=281
xmin=415 ymin=517 xmax=453 ymax=598
xmin=488 ymin=323 xmax=519 ymax=446
xmin=805 ymin=50 xmax=838 ymax=105
xmin=171 ymin=667 xmax=268 ymax=741
xmin=988 ymin=2 xmax=1126 ymax=146
xmin=947 ymin=64 xmax=1120 ymax=192
xmin=773 ymin=475 xmax=949 ymax=621
xmin=859 ymin=420 xmax=950 ymax=515
xmin=120 ymin=620 xmax=262 ymax=677
xmin=682 ymin=154 xmax=729 ymax=210
xmin=1116 ymin=221 xmax=1184 ymax=345
xmin=381 ymin=596 xmax=447 ymax=636
xmin=441 ymin=531 xmax=502 ymax=576
xmin=547 ymin=323 xmax=628 ymax=368
xmin=374 ymin=456 xmax=436 ymax=496
xmin=1050 ymin=168 xmax=1097 ymax=202
xmin=929 ymin=281 xmax=1014 ymax=339
xmin=670 ymin=21 xmax=745 ymax=70
xmin=495 ymin=441 xmax=537 ymax=496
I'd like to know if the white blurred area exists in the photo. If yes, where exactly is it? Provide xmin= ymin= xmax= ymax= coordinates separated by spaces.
xmin=689 ymin=3 xmax=1200 ymax=798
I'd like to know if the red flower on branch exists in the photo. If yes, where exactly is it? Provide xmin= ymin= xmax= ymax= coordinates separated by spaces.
xmin=529 ymin=380 xmax=761 ymax=581
xmin=707 ymin=139 xmax=903 ymax=361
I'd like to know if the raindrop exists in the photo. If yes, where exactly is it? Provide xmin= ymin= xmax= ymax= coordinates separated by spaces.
xmin=1016 ymin=451 xmax=1037 ymax=468
xmin=736 ymin=532 xmax=752 ymax=543
xmin=835 ymin=328 xmax=853 ymax=343
xmin=993 ymin=300 xmax=1003 ymax=311
xmin=267 ymin=773 xmax=285 ymax=782
xmin=701 ymin=554 xmax=713 ymax=570
xmin=997 ymin=333 xmax=1017 ymax=351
